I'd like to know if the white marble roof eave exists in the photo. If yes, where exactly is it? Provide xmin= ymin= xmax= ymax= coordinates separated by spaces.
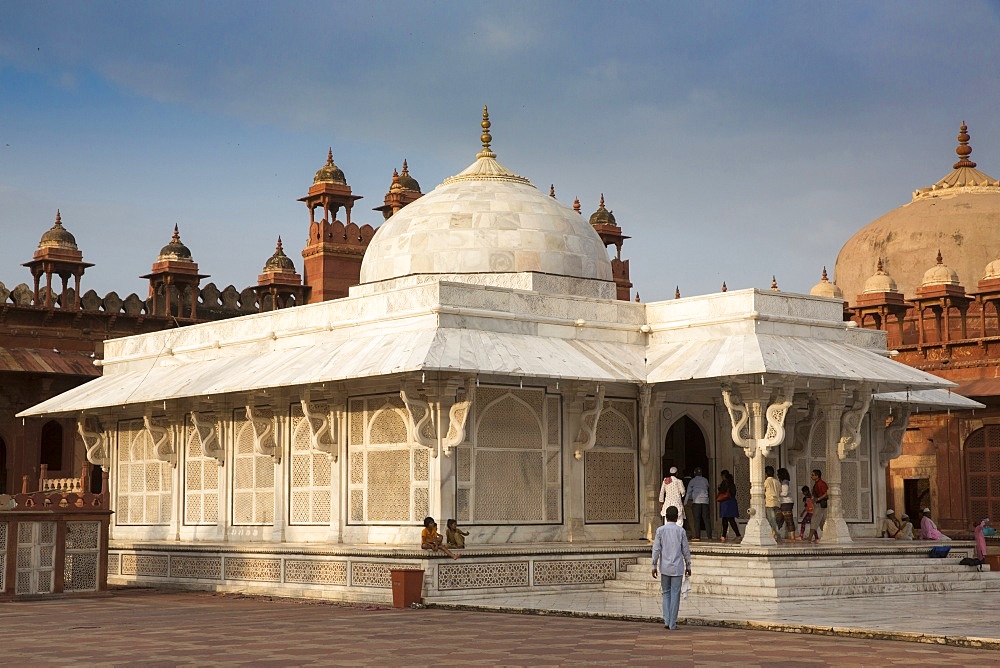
xmin=873 ymin=389 xmax=984 ymax=410
xmin=645 ymin=334 xmax=953 ymax=391
xmin=18 ymin=329 xmax=647 ymax=418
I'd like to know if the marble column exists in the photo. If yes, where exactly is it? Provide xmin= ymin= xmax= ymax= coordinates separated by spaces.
xmin=721 ymin=381 xmax=794 ymax=547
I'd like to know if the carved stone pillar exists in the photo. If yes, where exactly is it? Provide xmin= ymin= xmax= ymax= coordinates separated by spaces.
xmin=814 ymin=387 xmax=870 ymax=544
xmin=721 ymin=381 xmax=794 ymax=547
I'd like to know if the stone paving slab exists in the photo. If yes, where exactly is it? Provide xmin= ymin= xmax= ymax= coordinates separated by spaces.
xmin=0 ymin=588 xmax=997 ymax=666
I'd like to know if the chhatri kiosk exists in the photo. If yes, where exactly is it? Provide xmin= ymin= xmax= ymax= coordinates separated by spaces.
xmin=19 ymin=111 xmax=980 ymax=602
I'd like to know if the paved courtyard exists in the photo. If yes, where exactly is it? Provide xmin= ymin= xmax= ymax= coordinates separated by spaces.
xmin=1 ymin=587 xmax=997 ymax=666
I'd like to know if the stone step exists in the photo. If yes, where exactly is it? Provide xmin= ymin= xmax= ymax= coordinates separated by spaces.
xmin=628 ymin=563 xmax=994 ymax=579
xmin=617 ymin=565 xmax=995 ymax=584
xmin=605 ymin=576 xmax=1000 ymax=598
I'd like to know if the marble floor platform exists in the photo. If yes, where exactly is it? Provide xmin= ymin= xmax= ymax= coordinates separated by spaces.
xmin=433 ymin=587 xmax=1000 ymax=649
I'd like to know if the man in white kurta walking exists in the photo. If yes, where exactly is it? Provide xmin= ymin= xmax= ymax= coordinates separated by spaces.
xmin=659 ymin=466 xmax=685 ymax=526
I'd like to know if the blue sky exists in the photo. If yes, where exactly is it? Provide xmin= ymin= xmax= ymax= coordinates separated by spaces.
xmin=2 ymin=1 xmax=999 ymax=302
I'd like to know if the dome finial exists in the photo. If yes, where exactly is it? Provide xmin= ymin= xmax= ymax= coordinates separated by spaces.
xmin=721 ymin=281 xmax=727 ymax=292
xmin=573 ymin=197 xmax=581 ymax=214
xmin=478 ymin=105 xmax=494 ymax=158
xmin=954 ymin=121 xmax=977 ymax=169
xmin=876 ymin=257 xmax=884 ymax=272
xmin=276 ymin=236 xmax=283 ymax=251
xmin=675 ymin=286 xmax=681 ymax=299
xmin=771 ymin=276 xmax=779 ymax=291
xmin=550 ymin=184 xmax=556 ymax=198
xmin=937 ymin=249 xmax=944 ymax=265
xmin=55 ymin=209 xmax=62 ymax=225
xmin=402 ymin=159 xmax=410 ymax=175
xmin=327 ymin=147 xmax=333 ymax=164
xmin=821 ymin=266 xmax=829 ymax=281
xmin=172 ymin=224 xmax=181 ymax=243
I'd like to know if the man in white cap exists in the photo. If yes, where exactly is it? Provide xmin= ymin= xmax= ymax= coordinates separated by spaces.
xmin=659 ymin=467 xmax=686 ymax=526
xmin=919 ymin=507 xmax=950 ymax=541
xmin=898 ymin=513 xmax=914 ymax=540
xmin=882 ymin=509 xmax=902 ymax=539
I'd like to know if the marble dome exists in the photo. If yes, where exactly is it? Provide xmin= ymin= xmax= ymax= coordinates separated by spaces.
xmin=359 ymin=110 xmax=612 ymax=288
xmin=834 ymin=123 xmax=1000 ymax=303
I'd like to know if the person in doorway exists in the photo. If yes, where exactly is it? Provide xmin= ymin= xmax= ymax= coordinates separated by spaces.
xmin=660 ymin=467 xmax=686 ymax=526
xmin=799 ymin=486 xmax=814 ymax=540
xmin=898 ymin=514 xmax=914 ymax=540
xmin=764 ymin=466 xmax=782 ymax=541
xmin=685 ymin=467 xmax=712 ymax=540
xmin=421 ymin=517 xmax=460 ymax=559
xmin=445 ymin=519 xmax=469 ymax=549
xmin=808 ymin=469 xmax=828 ymax=541
xmin=717 ymin=469 xmax=740 ymax=542
xmin=882 ymin=509 xmax=903 ymax=539
xmin=777 ymin=467 xmax=796 ymax=540
xmin=651 ymin=505 xmax=691 ymax=631
xmin=918 ymin=508 xmax=951 ymax=541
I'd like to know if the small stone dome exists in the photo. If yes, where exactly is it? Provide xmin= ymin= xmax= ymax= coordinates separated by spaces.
xmin=313 ymin=148 xmax=347 ymax=185
xmin=262 ymin=237 xmax=296 ymax=273
xmin=38 ymin=210 xmax=79 ymax=251
xmin=863 ymin=258 xmax=899 ymax=293
xmin=158 ymin=225 xmax=193 ymax=261
xmin=809 ymin=267 xmax=843 ymax=299
xmin=921 ymin=251 xmax=960 ymax=287
xmin=397 ymin=160 xmax=420 ymax=193
xmin=983 ymin=256 xmax=1000 ymax=281
xmin=360 ymin=107 xmax=612 ymax=288
xmin=588 ymin=194 xmax=616 ymax=227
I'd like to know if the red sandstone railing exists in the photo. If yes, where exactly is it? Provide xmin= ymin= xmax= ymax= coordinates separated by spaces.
xmin=12 ymin=461 xmax=108 ymax=512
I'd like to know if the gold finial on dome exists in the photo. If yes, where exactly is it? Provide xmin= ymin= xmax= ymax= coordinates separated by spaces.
xmin=634 ymin=292 xmax=641 ymax=303
xmin=478 ymin=105 xmax=495 ymax=159
xmin=877 ymin=257 xmax=884 ymax=272
xmin=573 ymin=197 xmax=581 ymax=214
xmin=954 ymin=121 xmax=977 ymax=169
xmin=675 ymin=286 xmax=681 ymax=299
xmin=936 ymin=249 xmax=944 ymax=265
xmin=722 ymin=281 xmax=727 ymax=292
xmin=821 ymin=267 xmax=829 ymax=281
xmin=770 ymin=276 xmax=779 ymax=291
xmin=550 ymin=184 xmax=556 ymax=198
xmin=55 ymin=209 xmax=62 ymax=225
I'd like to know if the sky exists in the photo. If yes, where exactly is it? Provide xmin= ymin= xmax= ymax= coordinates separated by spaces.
xmin=2 ymin=1 xmax=999 ymax=303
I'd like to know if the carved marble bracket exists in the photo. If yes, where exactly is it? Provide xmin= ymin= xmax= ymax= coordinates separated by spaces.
xmin=879 ymin=405 xmax=912 ymax=466
xmin=245 ymin=405 xmax=279 ymax=463
xmin=442 ymin=378 xmax=475 ymax=457
xmin=573 ymin=385 xmax=606 ymax=460
xmin=144 ymin=414 xmax=176 ymax=467
xmin=300 ymin=395 xmax=340 ymax=461
xmin=838 ymin=386 xmax=872 ymax=460
xmin=639 ymin=386 xmax=652 ymax=465
xmin=190 ymin=412 xmax=224 ymax=466
xmin=721 ymin=381 xmax=794 ymax=458
xmin=789 ymin=397 xmax=820 ymax=454
xmin=400 ymin=387 xmax=437 ymax=455
xmin=77 ymin=413 xmax=109 ymax=467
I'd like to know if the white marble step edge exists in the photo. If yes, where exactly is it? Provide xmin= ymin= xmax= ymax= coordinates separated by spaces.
xmin=620 ymin=563 xmax=995 ymax=579
xmin=604 ymin=578 xmax=1000 ymax=596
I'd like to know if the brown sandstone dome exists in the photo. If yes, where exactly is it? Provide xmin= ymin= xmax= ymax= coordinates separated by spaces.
xmin=834 ymin=124 xmax=1000 ymax=304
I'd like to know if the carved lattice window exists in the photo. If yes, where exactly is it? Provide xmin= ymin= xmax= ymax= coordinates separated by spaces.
xmin=288 ymin=404 xmax=332 ymax=526
xmin=966 ymin=427 xmax=1000 ymax=522
xmin=232 ymin=412 xmax=274 ymax=526
xmin=116 ymin=419 xmax=172 ymax=526
xmin=184 ymin=420 xmax=220 ymax=525
xmin=585 ymin=399 xmax=638 ymax=523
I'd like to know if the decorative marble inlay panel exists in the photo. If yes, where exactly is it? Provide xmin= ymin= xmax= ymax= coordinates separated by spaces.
xmin=170 ymin=556 xmax=223 ymax=580
xmin=546 ymin=450 xmax=560 ymax=485
xmin=350 ymin=490 xmax=364 ymax=522
xmin=585 ymin=451 xmax=637 ymax=523
xmin=414 ymin=487 xmax=429 ymax=519
xmin=64 ymin=553 xmax=99 ymax=591
xmin=225 ymin=557 xmax=281 ymax=582
xmin=437 ymin=561 xmax=529 ymax=590
xmin=366 ymin=449 xmax=411 ymax=522
xmin=474 ymin=450 xmax=544 ymax=522
xmin=351 ymin=562 xmax=392 ymax=588
xmin=65 ymin=521 xmax=100 ymax=550
xmin=121 ymin=554 xmax=169 ymax=577
xmin=185 ymin=424 xmax=220 ymax=525
xmin=117 ymin=419 xmax=172 ymax=526
xmin=456 ymin=488 xmax=470 ymax=522
xmin=370 ymin=404 xmax=408 ymax=444
xmin=233 ymin=416 xmax=275 ymax=525
xmin=349 ymin=399 xmax=364 ymax=445
xmin=546 ymin=488 xmax=561 ymax=522
xmin=477 ymin=389 xmax=544 ymax=449
xmin=350 ymin=452 xmax=364 ymax=485
xmin=285 ymin=560 xmax=348 ymax=585
xmin=595 ymin=407 xmax=634 ymax=449
xmin=546 ymin=396 xmax=560 ymax=446
xmin=533 ymin=559 xmax=615 ymax=585
xmin=618 ymin=557 xmax=638 ymax=572
xmin=107 ymin=553 xmax=120 ymax=576
xmin=413 ymin=448 xmax=429 ymax=482
xmin=456 ymin=447 xmax=471 ymax=482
